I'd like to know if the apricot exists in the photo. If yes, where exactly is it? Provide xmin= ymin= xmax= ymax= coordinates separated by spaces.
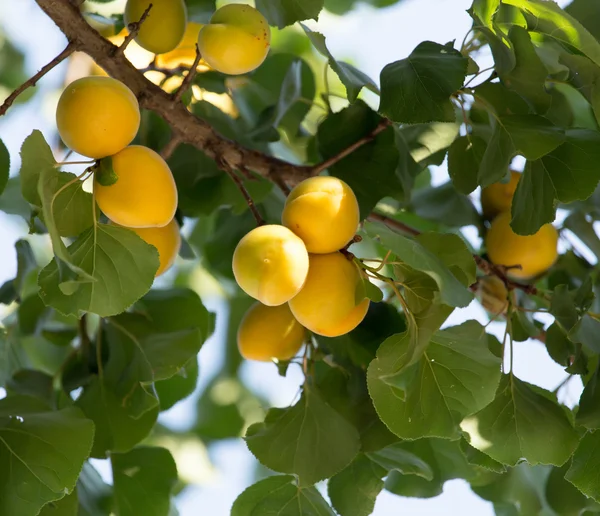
xmin=127 ymin=219 xmax=181 ymax=276
xmin=486 ymin=211 xmax=558 ymax=279
xmin=94 ymin=145 xmax=178 ymax=228
xmin=197 ymin=4 xmax=270 ymax=75
xmin=478 ymin=276 xmax=509 ymax=316
xmin=156 ymin=22 xmax=204 ymax=69
xmin=232 ymin=225 xmax=309 ymax=306
xmin=282 ymin=176 xmax=360 ymax=254
xmin=56 ymin=77 xmax=140 ymax=159
xmin=238 ymin=303 xmax=305 ymax=361
xmin=481 ymin=170 xmax=521 ymax=220
xmin=125 ymin=0 xmax=187 ymax=54
xmin=289 ymin=252 xmax=370 ymax=337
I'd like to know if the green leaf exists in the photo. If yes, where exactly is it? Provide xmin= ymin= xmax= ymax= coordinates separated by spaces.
xmin=255 ymin=0 xmax=324 ymax=28
xmin=566 ymin=431 xmax=600 ymax=503
xmin=0 ymin=396 xmax=94 ymax=516
xmin=245 ymin=386 xmax=360 ymax=486
xmin=38 ymin=224 xmax=159 ymax=317
xmin=577 ymin=362 xmax=600 ymax=429
xmin=301 ymin=25 xmax=378 ymax=102
xmin=461 ymin=374 xmax=579 ymax=466
xmin=546 ymin=463 xmax=592 ymax=516
xmin=185 ymin=0 xmax=216 ymax=23
xmin=39 ymin=491 xmax=78 ymax=516
xmin=503 ymin=0 xmax=600 ymax=68
xmin=365 ymin=221 xmax=473 ymax=307
xmin=545 ymin=322 xmax=576 ymax=368
xmin=368 ymin=321 xmax=501 ymax=439
xmin=317 ymin=101 xmax=401 ymax=217
xmin=77 ymin=462 xmax=113 ymax=516
xmin=95 ymin=157 xmax=117 ymax=187
xmin=112 ymin=447 xmax=177 ymax=516
xmin=366 ymin=442 xmax=434 ymax=479
xmin=19 ymin=130 xmax=54 ymax=205
xmin=7 ymin=369 xmax=54 ymax=406
xmin=399 ymin=121 xmax=460 ymax=166
xmin=379 ymin=41 xmax=467 ymax=124
xmin=327 ymin=454 xmax=385 ymax=516
xmin=411 ymin=182 xmax=481 ymax=229
xmin=564 ymin=212 xmax=600 ymax=261
xmin=501 ymin=26 xmax=551 ymax=113
xmin=448 ymin=135 xmax=486 ymax=195
xmin=559 ymin=53 xmax=600 ymax=127
xmin=155 ymin=359 xmax=199 ymax=411
xmin=460 ymin=439 xmax=506 ymax=474
xmin=232 ymin=475 xmax=335 ymax=516
xmin=0 ymin=138 xmax=8 ymax=195
xmin=550 ymin=284 xmax=579 ymax=332
xmin=566 ymin=0 xmax=600 ymax=42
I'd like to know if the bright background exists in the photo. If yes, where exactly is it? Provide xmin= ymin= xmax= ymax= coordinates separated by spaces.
xmin=0 ymin=0 xmax=582 ymax=514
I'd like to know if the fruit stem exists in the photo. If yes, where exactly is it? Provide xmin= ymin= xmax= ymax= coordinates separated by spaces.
xmin=113 ymin=3 xmax=153 ymax=58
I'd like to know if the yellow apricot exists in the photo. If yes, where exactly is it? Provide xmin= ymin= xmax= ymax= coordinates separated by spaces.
xmin=486 ymin=211 xmax=558 ymax=279
xmin=282 ymin=176 xmax=360 ymax=254
xmin=477 ymin=276 xmax=509 ymax=316
xmin=198 ymin=4 xmax=270 ymax=75
xmin=127 ymin=219 xmax=181 ymax=276
xmin=289 ymin=252 xmax=370 ymax=337
xmin=480 ymin=170 xmax=521 ymax=220
xmin=156 ymin=22 xmax=204 ymax=69
xmin=56 ymin=77 xmax=140 ymax=159
xmin=238 ymin=303 xmax=305 ymax=361
xmin=125 ymin=0 xmax=187 ymax=54
xmin=232 ymin=225 xmax=309 ymax=306
xmin=94 ymin=145 xmax=178 ymax=228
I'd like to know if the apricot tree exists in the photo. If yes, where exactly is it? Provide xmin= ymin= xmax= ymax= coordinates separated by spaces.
xmin=1 ymin=0 xmax=600 ymax=515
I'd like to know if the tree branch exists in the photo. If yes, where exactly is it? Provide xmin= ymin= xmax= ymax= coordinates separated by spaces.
xmin=0 ymin=41 xmax=77 ymax=116
xmin=173 ymin=45 xmax=202 ymax=103
xmin=160 ymin=133 xmax=182 ymax=160
xmin=224 ymin=169 xmax=264 ymax=226
xmin=113 ymin=3 xmax=153 ymax=57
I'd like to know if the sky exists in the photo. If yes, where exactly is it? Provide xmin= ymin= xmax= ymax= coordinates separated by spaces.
xmin=0 ymin=0 xmax=581 ymax=515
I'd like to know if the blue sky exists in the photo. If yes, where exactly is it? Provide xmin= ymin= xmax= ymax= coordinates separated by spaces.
xmin=0 ymin=0 xmax=581 ymax=514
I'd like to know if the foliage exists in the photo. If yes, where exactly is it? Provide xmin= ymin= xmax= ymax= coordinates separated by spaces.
xmin=2 ymin=0 xmax=600 ymax=514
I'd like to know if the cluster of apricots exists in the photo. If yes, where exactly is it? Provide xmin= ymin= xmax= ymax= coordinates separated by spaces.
xmin=234 ymin=177 xmax=371 ymax=362
xmin=124 ymin=0 xmax=270 ymax=75
xmin=479 ymin=171 xmax=559 ymax=314
xmin=56 ymin=76 xmax=180 ymax=277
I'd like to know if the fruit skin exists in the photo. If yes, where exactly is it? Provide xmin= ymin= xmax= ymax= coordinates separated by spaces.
xmin=198 ymin=4 xmax=270 ymax=75
xmin=289 ymin=252 xmax=370 ymax=337
xmin=282 ymin=176 xmax=360 ymax=254
xmin=478 ymin=276 xmax=509 ymax=315
xmin=156 ymin=22 xmax=204 ymax=69
xmin=486 ymin=211 xmax=558 ymax=279
xmin=232 ymin=225 xmax=309 ymax=306
xmin=94 ymin=145 xmax=178 ymax=228
xmin=56 ymin=77 xmax=140 ymax=159
xmin=125 ymin=0 xmax=187 ymax=54
xmin=238 ymin=303 xmax=305 ymax=361
xmin=481 ymin=170 xmax=521 ymax=220
xmin=127 ymin=219 xmax=181 ymax=277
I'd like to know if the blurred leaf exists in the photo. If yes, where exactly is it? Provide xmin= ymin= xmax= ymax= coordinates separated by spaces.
xmin=564 ymin=212 xmax=600 ymax=261
xmin=302 ymin=25 xmax=378 ymax=102
xmin=0 ymin=138 xmax=8 ymax=195
xmin=246 ymin=386 xmax=360 ymax=486
xmin=6 ymin=369 xmax=54 ymax=406
xmin=448 ymin=135 xmax=486 ymax=195
xmin=155 ymin=359 xmax=199 ymax=411
xmin=185 ymin=0 xmax=216 ymax=22
xmin=232 ymin=475 xmax=335 ymax=515
xmin=462 ymin=374 xmax=579 ymax=466
xmin=566 ymin=0 xmax=600 ymax=42
xmin=77 ymin=462 xmax=113 ymax=516
xmin=411 ymin=181 xmax=480 ymax=228
xmin=379 ymin=41 xmax=467 ymax=123
xmin=112 ymin=447 xmax=177 ymax=516
xmin=317 ymin=101 xmax=401 ymax=217
xmin=38 ymin=225 xmax=159 ymax=318
xmin=255 ymin=0 xmax=323 ymax=28
xmin=546 ymin=463 xmax=592 ymax=516
xmin=0 ymin=396 xmax=94 ymax=516
xmin=566 ymin=430 xmax=600 ymax=502
xmin=368 ymin=321 xmax=501 ymax=440
xmin=577 ymin=361 xmax=600 ymax=429
xmin=367 ymin=442 xmax=434 ymax=479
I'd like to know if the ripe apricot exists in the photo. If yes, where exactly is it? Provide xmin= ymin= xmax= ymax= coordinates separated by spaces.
xmin=125 ymin=0 xmax=187 ymax=54
xmin=232 ymin=225 xmax=309 ymax=306
xmin=238 ymin=303 xmax=305 ymax=361
xmin=289 ymin=252 xmax=370 ymax=337
xmin=486 ymin=211 xmax=558 ymax=279
xmin=478 ymin=276 xmax=509 ymax=315
xmin=197 ymin=4 xmax=270 ymax=75
xmin=282 ymin=176 xmax=360 ymax=254
xmin=481 ymin=170 xmax=521 ymax=220
xmin=127 ymin=219 xmax=181 ymax=276
xmin=156 ymin=22 xmax=204 ymax=69
xmin=56 ymin=77 xmax=140 ymax=159
xmin=94 ymin=145 xmax=177 ymax=228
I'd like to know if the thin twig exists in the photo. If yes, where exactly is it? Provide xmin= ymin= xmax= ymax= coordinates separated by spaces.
xmin=224 ymin=168 xmax=264 ymax=225
xmin=367 ymin=212 xmax=421 ymax=236
xmin=173 ymin=44 xmax=202 ymax=103
xmin=160 ymin=133 xmax=182 ymax=160
xmin=113 ymin=3 xmax=153 ymax=57
xmin=311 ymin=118 xmax=393 ymax=175
xmin=0 ymin=41 xmax=77 ymax=116
xmin=78 ymin=313 xmax=91 ymax=364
